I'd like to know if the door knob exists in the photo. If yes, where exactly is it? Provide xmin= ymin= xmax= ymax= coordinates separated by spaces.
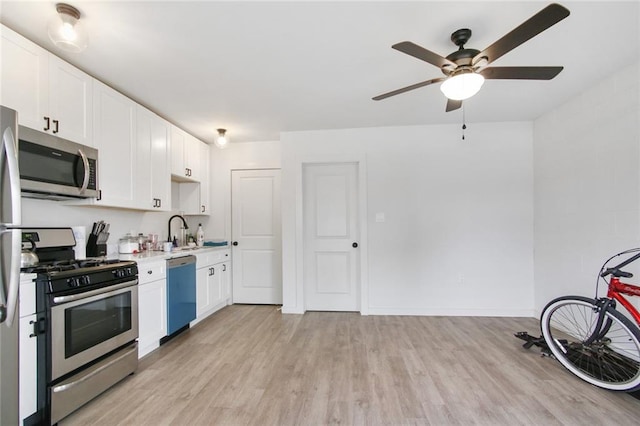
xmin=232 ymin=241 xmax=238 ymax=246
xmin=352 ymin=242 xmax=358 ymax=248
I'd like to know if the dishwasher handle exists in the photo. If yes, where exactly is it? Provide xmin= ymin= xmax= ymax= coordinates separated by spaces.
xmin=167 ymin=255 xmax=196 ymax=268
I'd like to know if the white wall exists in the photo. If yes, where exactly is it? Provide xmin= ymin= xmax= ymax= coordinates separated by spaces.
xmin=281 ymin=122 xmax=535 ymax=316
xmin=533 ymin=62 xmax=640 ymax=314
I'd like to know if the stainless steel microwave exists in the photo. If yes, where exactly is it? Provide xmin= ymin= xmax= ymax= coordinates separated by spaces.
xmin=18 ymin=126 xmax=98 ymax=199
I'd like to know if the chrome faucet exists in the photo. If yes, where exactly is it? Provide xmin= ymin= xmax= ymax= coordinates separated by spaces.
xmin=168 ymin=215 xmax=189 ymax=243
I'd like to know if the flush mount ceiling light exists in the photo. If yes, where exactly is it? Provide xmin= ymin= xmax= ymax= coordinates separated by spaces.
xmin=439 ymin=68 xmax=485 ymax=101
xmin=48 ymin=3 xmax=88 ymax=53
xmin=215 ymin=128 xmax=229 ymax=149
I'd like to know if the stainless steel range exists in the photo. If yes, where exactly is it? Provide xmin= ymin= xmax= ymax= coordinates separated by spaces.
xmin=23 ymin=228 xmax=138 ymax=425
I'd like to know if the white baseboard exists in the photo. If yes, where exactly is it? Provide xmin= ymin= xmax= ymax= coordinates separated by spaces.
xmin=366 ymin=306 xmax=536 ymax=317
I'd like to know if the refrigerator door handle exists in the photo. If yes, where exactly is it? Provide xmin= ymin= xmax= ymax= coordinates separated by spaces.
xmin=2 ymin=125 xmax=21 ymax=225
xmin=0 ymin=229 xmax=21 ymax=326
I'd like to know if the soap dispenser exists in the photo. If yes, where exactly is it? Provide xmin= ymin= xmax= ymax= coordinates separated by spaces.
xmin=196 ymin=223 xmax=205 ymax=247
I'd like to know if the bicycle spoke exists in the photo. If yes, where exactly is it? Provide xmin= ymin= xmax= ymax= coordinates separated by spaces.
xmin=541 ymin=296 xmax=640 ymax=391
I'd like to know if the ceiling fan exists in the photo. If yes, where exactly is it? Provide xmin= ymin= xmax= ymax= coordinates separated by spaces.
xmin=372 ymin=3 xmax=570 ymax=112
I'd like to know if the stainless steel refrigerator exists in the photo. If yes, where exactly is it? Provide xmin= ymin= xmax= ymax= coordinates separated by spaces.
xmin=1 ymin=105 xmax=21 ymax=425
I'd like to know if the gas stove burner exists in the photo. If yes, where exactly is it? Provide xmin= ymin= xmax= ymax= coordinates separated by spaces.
xmin=33 ymin=259 xmax=139 ymax=295
xmin=22 ymin=263 xmax=77 ymax=274
xmin=21 ymin=258 xmax=125 ymax=274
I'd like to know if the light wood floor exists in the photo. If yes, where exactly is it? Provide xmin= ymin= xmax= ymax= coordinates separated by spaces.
xmin=61 ymin=305 xmax=640 ymax=425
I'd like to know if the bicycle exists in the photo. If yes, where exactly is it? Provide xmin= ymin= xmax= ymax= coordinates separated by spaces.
xmin=534 ymin=249 xmax=640 ymax=392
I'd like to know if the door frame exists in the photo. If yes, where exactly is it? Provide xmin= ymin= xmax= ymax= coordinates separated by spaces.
xmin=292 ymin=157 xmax=369 ymax=314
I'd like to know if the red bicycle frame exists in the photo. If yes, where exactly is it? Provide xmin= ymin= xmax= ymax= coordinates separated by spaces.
xmin=607 ymin=277 xmax=640 ymax=324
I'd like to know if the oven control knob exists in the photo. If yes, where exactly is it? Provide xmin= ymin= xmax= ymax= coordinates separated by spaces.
xmin=82 ymin=275 xmax=91 ymax=285
xmin=67 ymin=277 xmax=80 ymax=288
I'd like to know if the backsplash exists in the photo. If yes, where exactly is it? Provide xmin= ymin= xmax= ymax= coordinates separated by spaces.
xmin=21 ymin=197 xmax=175 ymax=256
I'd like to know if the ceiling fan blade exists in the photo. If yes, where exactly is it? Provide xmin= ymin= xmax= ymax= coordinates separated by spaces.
xmin=473 ymin=3 xmax=570 ymax=65
xmin=480 ymin=66 xmax=563 ymax=80
xmin=372 ymin=77 xmax=445 ymax=101
xmin=392 ymin=41 xmax=456 ymax=69
xmin=446 ymin=99 xmax=462 ymax=112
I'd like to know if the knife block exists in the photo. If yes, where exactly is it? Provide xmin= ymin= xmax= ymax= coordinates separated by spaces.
xmin=86 ymin=234 xmax=107 ymax=257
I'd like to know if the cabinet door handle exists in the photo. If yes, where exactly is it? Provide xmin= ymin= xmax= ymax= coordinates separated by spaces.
xmin=158 ymin=198 xmax=161 ymax=208
xmin=44 ymin=116 xmax=50 ymax=131
xmin=222 ymin=264 xmax=226 ymax=272
xmin=352 ymin=242 xmax=358 ymax=248
xmin=147 ymin=270 xmax=153 ymax=274
xmin=232 ymin=241 xmax=238 ymax=246
xmin=53 ymin=119 xmax=59 ymax=134
xmin=201 ymin=205 xmax=205 ymax=213
xmin=30 ymin=317 xmax=45 ymax=338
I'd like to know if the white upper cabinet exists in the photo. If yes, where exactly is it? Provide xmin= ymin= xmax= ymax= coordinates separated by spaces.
xmin=199 ymin=141 xmax=210 ymax=215
xmin=185 ymin=134 xmax=202 ymax=182
xmin=150 ymin=114 xmax=171 ymax=211
xmin=92 ymin=79 xmax=137 ymax=208
xmin=170 ymin=125 xmax=186 ymax=178
xmin=47 ymin=55 xmax=93 ymax=145
xmin=136 ymin=106 xmax=170 ymax=211
xmin=0 ymin=26 xmax=48 ymax=130
xmin=178 ymin=142 xmax=210 ymax=216
xmin=170 ymin=125 xmax=202 ymax=182
xmin=1 ymin=25 xmax=92 ymax=146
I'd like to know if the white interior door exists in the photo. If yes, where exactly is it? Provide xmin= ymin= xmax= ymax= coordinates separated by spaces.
xmin=231 ymin=169 xmax=282 ymax=304
xmin=303 ymin=163 xmax=360 ymax=312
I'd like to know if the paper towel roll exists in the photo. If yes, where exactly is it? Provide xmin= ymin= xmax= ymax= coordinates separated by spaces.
xmin=71 ymin=226 xmax=86 ymax=259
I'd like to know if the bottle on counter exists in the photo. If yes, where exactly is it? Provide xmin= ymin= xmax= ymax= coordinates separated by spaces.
xmin=137 ymin=233 xmax=147 ymax=251
xmin=196 ymin=224 xmax=205 ymax=247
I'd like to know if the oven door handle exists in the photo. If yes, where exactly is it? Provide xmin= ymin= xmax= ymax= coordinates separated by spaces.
xmin=51 ymin=342 xmax=137 ymax=393
xmin=52 ymin=280 xmax=138 ymax=304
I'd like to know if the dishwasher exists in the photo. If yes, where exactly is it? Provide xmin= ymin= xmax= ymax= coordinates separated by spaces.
xmin=165 ymin=255 xmax=197 ymax=339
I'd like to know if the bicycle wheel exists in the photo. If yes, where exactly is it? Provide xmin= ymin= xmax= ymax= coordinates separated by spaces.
xmin=540 ymin=295 xmax=640 ymax=391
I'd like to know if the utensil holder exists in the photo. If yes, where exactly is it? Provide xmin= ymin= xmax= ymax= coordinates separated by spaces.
xmin=86 ymin=234 xmax=107 ymax=257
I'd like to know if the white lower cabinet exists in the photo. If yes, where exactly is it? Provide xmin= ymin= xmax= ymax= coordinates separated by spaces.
xmin=194 ymin=249 xmax=231 ymax=323
xmin=19 ymin=277 xmax=38 ymax=424
xmin=137 ymin=261 xmax=167 ymax=358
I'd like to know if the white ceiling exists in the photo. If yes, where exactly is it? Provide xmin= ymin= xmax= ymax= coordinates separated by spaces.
xmin=1 ymin=1 xmax=638 ymax=143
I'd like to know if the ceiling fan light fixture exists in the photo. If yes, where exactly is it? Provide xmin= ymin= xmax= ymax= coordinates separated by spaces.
xmin=215 ymin=128 xmax=229 ymax=149
xmin=48 ymin=3 xmax=88 ymax=53
xmin=440 ymin=70 xmax=485 ymax=101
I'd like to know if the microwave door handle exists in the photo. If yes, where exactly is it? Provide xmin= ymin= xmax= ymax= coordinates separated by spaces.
xmin=78 ymin=148 xmax=90 ymax=193
xmin=0 ymin=229 xmax=22 ymax=326
xmin=2 ymin=126 xmax=21 ymax=225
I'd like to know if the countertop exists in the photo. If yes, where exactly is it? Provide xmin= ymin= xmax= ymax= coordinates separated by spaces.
xmin=118 ymin=245 xmax=230 ymax=264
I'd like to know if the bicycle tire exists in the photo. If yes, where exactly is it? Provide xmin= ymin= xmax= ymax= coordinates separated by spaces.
xmin=540 ymin=295 xmax=640 ymax=391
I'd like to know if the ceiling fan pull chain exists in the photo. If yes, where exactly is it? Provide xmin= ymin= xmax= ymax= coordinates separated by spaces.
xmin=462 ymin=105 xmax=467 ymax=140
